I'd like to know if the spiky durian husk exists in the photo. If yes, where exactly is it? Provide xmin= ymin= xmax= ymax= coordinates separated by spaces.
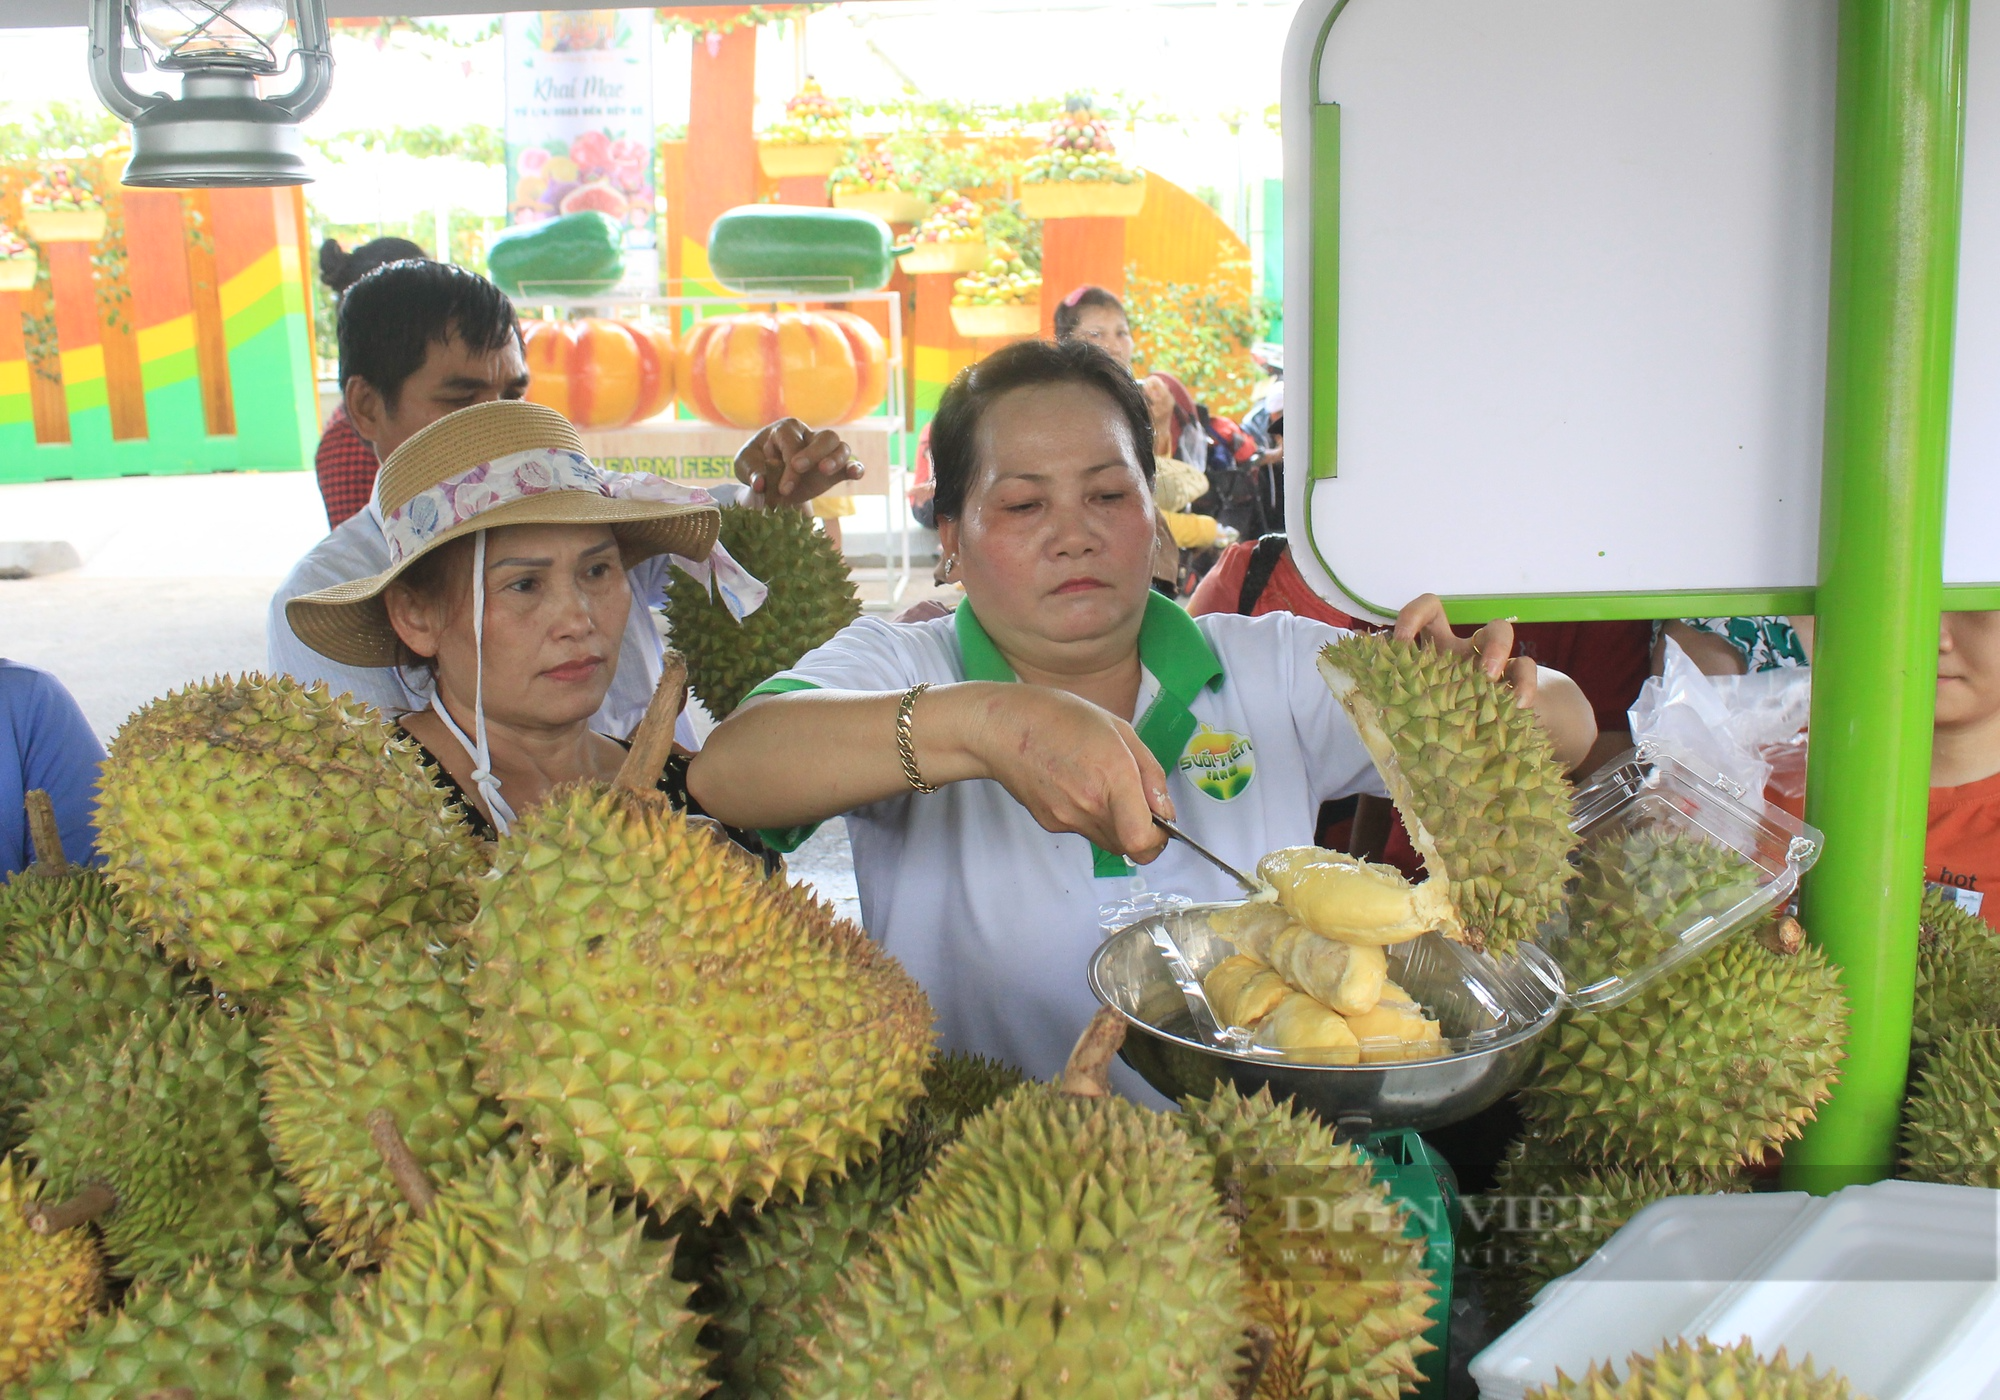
xmin=260 ymin=934 xmax=510 ymax=1266
xmin=1520 ymin=933 xmax=1847 ymax=1169
xmin=1475 ymin=1137 xmax=1744 ymax=1325
xmin=0 ymin=902 xmax=192 ymax=1142
xmin=1561 ymin=830 xmax=1756 ymax=989
xmin=23 ymin=1005 xmax=304 ymax=1280
xmin=707 ymin=1053 xmax=1026 ymax=1400
xmin=0 ymin=866 xmax=118 ymax=955
xmin=468 ymin=785 xmax=933 ymax=1215
xmin=1900 ymin=1024 xmax=2000 ymax=1188
xmin=94 ymin=675 xmax=482 ymax=1003
xmin=1317 ymin=636 xmax=1576 ymax=957
xmin=1914 ymin=887 xmax=2000 ymax=1059
xmin=17 ymin=1248 xmax=351 ymax=1398
xmin=1526 ymin=1337 xmax=1858 ymax=1399
xmin=1180 ymin=1083 xmax=1436 ymax=1400
xmin=663 ymin=504 xmax=862 ymax=719
xmin=291 ymin=1150 xmax=708 ymax=1399
xmin=0 ymin=1154 xmax=103 ymax=1387
xmin=792 ymin=1084 xmax=1244 ymax=1400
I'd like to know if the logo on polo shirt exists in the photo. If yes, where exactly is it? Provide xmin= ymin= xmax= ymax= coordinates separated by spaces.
xmin=1180 ymin=723 xmax=1255 ymax=801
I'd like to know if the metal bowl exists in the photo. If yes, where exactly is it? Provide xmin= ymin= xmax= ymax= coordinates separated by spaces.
xmin=1087 ymin=903 xmax=1564 ymax=1135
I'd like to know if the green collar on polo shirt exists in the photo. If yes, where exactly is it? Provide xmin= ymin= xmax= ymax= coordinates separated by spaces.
xmin=956 ymin=592 xmax=1225 ymax=877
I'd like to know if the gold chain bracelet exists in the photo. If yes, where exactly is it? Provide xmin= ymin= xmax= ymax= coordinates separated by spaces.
xmin=896 ymin=682 xmax=938 ymax=794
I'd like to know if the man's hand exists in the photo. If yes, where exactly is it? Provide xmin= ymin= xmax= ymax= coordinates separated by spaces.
xmin=736 ymin=418 xmax=863 ymax=507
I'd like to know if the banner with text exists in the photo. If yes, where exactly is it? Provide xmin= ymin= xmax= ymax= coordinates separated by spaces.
xmin=503 ymin=9 xmax=657 ymax=293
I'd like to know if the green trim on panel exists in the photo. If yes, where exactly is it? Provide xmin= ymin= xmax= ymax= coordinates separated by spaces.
xmin=1942 ymin=585 xmax=2000 ymax=608
xmin=1785 ymin=0 xmax=1966 ymax=1193
xmin=1310 ymin=100 xmax=1341 ymax=481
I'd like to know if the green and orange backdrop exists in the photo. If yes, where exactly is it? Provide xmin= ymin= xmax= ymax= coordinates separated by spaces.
xmin=0 ymin=153 xmax=319 ymax=484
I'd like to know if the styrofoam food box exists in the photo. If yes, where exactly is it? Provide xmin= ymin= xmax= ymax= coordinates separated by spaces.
xmin=1471 ymin=1180 xmax=2000 ymax=1400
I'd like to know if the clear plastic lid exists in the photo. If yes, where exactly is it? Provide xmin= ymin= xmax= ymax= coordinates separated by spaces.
xmin=1532 ymin=743 xmax=1823 ymax=1011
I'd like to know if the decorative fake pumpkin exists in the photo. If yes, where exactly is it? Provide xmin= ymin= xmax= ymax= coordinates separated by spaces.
xmin=678 ymin=311 xmax=887 ymax=429
xmin=521 ymin=318 xmax=676 ymax=430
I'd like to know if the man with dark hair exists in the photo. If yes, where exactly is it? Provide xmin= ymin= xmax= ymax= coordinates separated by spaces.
xmin=269 ymin=260 xmax=861 ymax=738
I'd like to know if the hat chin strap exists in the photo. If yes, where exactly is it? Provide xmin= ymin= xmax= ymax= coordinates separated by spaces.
xmin=430 ymin=528 xmax=516 ymax=836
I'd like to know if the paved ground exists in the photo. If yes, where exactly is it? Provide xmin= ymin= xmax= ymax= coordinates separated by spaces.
xmin=0 ymin=470 xmax=918 ymax=923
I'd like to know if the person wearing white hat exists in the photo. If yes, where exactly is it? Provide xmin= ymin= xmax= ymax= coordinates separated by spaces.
xmin=288 ymin=398 xmax=764 ymax=846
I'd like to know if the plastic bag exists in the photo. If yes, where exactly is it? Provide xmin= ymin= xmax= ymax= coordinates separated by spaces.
xmin=1626 ymin=638 xmax=1811 ymax=809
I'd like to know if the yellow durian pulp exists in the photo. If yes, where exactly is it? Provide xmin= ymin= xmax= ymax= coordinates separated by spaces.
xmin=1345 ymin=979 xmax=1444 ymax=1064
xmin=1204 ymin=954 xmax=1291 ymax=1028
xmin=1257 ymin=846 xmax=1462 ymax=946
xmin=1253 ymin=993 xmax=1362 ymax=1063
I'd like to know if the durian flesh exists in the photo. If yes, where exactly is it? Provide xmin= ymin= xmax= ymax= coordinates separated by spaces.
xmin=1258 ymin=847 xmax=1461 ymax=946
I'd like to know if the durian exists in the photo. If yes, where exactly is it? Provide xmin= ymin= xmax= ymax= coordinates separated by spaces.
xmin=1254 ymin=992 xmax=1363 ymax=1062
xmin=1205 ymin=954 xmax=1293 ymax=1028
xmin=0 ymin=901 xmax=192 ymax=1139
xmin=94 ymin=674 xmax=481 ymax=1003
xmin=793 ymin=1011 xmax=1246 ymax=1400
xmin=469 ymin=783 xmax=933 ymax=1214
xmin=23 ymin=1004 xmax=304 ymax=1280
xmin=0 ymin=1153 xmax=103 ymax=1387
xmin=1900 ymin=1024 xmax=2000 ymax=1188
xmin=291 ymin=1148 xmax=708 ymax=1399
xmin=17 ymin=1248 xmax=351 ymax=1399
xmin=1525 ymin=1337 xmax=1857 ymax=1399
xmin=1562 ymin=830 xmax=1756 ymax=990
xmin=1318 ymin=635 xmax=1578 ymax=956
xmin=1181 ymin=1083 xmax=1437 ymax=1400
xmin=1257 ymin=847 xmax=1458 ymax=948
xmin=1344 ymin=982 xmax=1443 ymax=1064
xmin=664 ymin=504 xmax=863 ymax=719
xmin=1218 ymin=912 xmax=1390 ymax=1016
xmin=1914 ymin=885 xmax=2000 ymax=1058
xmin=1520 ymin=930 xmax=1847 ymax=1169
xmin=260 ymin=933 xmax=510 ymax=1265
xmin=707 ymin=1053 xmax=1027 ymax=1400
xmin=1475 ymin=1138 xmax=1743 ymax=1324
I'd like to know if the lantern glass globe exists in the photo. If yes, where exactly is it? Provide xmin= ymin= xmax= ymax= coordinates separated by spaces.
xmin=134 ymin=0 xmax=291 ymax=70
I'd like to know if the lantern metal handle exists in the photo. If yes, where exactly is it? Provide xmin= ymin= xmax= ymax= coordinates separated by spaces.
xmin=87 ymin=0 xmax=334 ymax=125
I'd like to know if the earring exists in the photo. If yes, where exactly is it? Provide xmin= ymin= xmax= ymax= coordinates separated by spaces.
xmin=942 ymin=554 xmax=958 ymax=578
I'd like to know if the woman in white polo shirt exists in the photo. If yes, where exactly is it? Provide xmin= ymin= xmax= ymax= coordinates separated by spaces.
xmin=688 ymin=339 xmax=1596 ymax=1100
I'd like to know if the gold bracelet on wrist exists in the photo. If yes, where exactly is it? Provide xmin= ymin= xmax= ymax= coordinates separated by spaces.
xmin=896 ymin=682 xmax=938 ymax=794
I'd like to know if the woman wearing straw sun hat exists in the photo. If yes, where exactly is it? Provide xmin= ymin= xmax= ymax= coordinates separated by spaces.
xmin=288 ymin=399 xmax=767 ymax=846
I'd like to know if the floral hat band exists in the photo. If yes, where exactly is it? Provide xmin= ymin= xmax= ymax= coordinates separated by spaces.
xmin=287 ymin=399 xmax=765 ymax=670
xmin=382 ymin=446 xmax=711 ymax=567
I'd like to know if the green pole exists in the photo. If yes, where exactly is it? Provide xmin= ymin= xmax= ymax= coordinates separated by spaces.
xmin=1785 ymin=0 xmax=1965 ymax=1193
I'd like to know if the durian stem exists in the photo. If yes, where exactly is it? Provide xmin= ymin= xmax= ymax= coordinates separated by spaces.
xmin=26 ymin=1181 xmax=115 ymax=1234
xmin=615 ymin=649 xmax=689 ymax=794
xmin=1757 ymin=915 xmax=1806 ymax=957
xmin=24 ymin=789 xmax=67 ymax=872
xmin=1061 ymin=1007 xmax=1126 ymax=1099
xmin=1235 ymin=1323 xmax=1276 ymax=1400
xmin=367 ymin=1109 xmax=436 ymax=1218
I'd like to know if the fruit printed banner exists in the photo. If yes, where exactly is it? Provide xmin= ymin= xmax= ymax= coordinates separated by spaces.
xmin=504 ymin=10 xmax=657 ymax=293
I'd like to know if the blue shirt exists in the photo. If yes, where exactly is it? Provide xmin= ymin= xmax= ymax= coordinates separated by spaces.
xmin=1 ymin=660 xmax=106 ymax=878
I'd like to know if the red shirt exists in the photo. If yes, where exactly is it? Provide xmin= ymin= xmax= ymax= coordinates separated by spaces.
xmin=1927 ymin=770 xmax=2000 ymax=929
xmin=315 ymin=406 xmax=379 ymax=530
xmin=1186 ymin=539 xmax=1363 ymax=629
xmin=1510 ymin=621 xmax=1655 ymax=738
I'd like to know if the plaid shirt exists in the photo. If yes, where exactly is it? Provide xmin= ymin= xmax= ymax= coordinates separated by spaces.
xmin=314 ymin=406 xmax=379 ymax=529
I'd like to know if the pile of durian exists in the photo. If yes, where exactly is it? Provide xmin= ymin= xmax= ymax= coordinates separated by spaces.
xmin=0 ymin=671 xmax=1442 ymax=1400
xmin=1198 ymin=635 xmax=1583 ymax=1065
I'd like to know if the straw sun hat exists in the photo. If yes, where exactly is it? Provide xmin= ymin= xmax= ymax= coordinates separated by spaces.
xmin=288 ymin=399 xmax=720 ymax=668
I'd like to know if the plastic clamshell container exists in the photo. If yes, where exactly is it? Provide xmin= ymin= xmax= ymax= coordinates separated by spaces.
xmin=1469 ymin=1193 xmax=1820 ymax=1400
xmin=1471 ymin=1180 xmax=2000 ymax=1400
xmin=1536 ymin=745 xmax=1823 ymax=1010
